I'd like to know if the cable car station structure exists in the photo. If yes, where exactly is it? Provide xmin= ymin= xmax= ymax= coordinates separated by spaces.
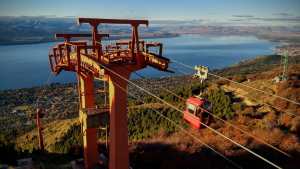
xmin=48 ymin=18 xmax=171 ymax=169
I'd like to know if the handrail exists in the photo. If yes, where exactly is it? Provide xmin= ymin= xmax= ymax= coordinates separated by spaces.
xmin=145 ymin=42 xmax=163 ymax=56
xmin=49 ymin=37 xmax=170 ymax=75
xmin=64 ymin=41 xmax=87 ymax=46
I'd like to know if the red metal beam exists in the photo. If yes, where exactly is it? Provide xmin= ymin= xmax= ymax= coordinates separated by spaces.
xmin=55 ymin=33 xmax=109 ymax=40
xmin=55 ymin=33 xmax=92 ymax=39
xmin=77 ymin=18 xmax=149 ymax=26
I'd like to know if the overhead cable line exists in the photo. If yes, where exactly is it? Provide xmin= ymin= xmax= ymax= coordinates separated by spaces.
xmin=98 ymin=62 xmax=283 ymax=169
xmin=132 ymin=70 xmax=291 ymax=158
xmin=112 ymin=79 xmax=243 ymax=169
xmin=170 ymin=64 xmax=299 ymax=118
xmin=171 ymin=59 xmax=300 ymax=106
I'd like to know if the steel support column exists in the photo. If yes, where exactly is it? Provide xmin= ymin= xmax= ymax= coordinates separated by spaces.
xmin=36 ymin=108 xmax=44 ymax=151
xmin=108 ymin=69 xmax=130 ymax=169
xmin=78 ymin=74 xmax=98 ymax=169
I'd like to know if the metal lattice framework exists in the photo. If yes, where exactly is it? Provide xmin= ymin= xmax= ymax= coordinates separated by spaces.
xmin=48 ymin=18 xmax=171 ymax=169
xmin=281 ymin=51 xmax=289 ymax=81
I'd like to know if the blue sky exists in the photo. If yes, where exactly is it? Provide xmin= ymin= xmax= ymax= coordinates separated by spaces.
xmin=0 ymin=0 xmax=300 ymax=24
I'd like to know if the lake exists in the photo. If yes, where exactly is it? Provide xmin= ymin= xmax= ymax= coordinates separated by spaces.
xmin=0 ymin=35 xmax=277 ymax=90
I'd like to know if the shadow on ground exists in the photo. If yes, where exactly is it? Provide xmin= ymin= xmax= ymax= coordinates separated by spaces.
xmin=130 ymin=142 xmax=300 ymax=169
xmin=2 ymin=142 xmax=300 ymax=169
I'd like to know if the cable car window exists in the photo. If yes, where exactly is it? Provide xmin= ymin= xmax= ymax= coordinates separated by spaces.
xmin=187 ymin=103 xmax=196 ymax=114
xmin=203 ymin=101 xmax=212 ymax=111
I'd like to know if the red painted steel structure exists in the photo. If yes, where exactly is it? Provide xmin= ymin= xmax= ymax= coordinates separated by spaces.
xmin=48 ymin=18 xmax=171 ymax=169
xmin=36 ymin=108 xmax=44 ymax=151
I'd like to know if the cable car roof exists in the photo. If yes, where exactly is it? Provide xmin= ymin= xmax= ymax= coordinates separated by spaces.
xmin=186 ymin=96 xmax=205 ymax=106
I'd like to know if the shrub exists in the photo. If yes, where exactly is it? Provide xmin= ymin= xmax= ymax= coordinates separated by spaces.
xmin=262 ymin=112 xmax=278 ymax=129
xmin=0 ymin=135 xmax=20 ymax=165
xmin=232 ymin=103 xmax=244 ymax=113
xmin=279 ymin=113 xmax=293 ymax=128
xmin=50 ymin=124 xmax=82 ymax=153
xmin=207 ymin=89 xmax=234 ymax=119
xmin=233 ymin=75 xmax=247 ymax=83
xmin=128 ymin=107 xmax=182 ymax=140
xmin=241 ymin=106 xmax=255 ymax=116
xmin=216 ymin=79 xmax=229 ymax=86
xmin=290 ymin=117 xmax=300 ymax=136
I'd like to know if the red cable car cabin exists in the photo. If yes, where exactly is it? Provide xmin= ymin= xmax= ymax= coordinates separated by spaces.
xmin=183 ymin=96 xmax=212 ymax=129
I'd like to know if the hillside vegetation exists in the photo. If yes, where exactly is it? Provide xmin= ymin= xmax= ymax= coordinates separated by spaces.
xmin=1 ymin=54 xmax=300 ymax=168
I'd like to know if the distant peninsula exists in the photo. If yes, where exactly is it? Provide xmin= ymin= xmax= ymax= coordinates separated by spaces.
xmin=1 ymin=16 xmax=300 ymax=45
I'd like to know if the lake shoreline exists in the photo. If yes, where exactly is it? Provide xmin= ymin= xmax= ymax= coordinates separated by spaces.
xmin=0 ymin=54 xmax=277 ymax=92
xmin=0 ymin=33 xmax=179 ymax=46
xmin=0 ymin=35 xmax=277 ymax=90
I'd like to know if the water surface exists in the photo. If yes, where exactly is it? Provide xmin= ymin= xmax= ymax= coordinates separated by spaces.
xmin=0 ymin=35 xmax=276 ymax=90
